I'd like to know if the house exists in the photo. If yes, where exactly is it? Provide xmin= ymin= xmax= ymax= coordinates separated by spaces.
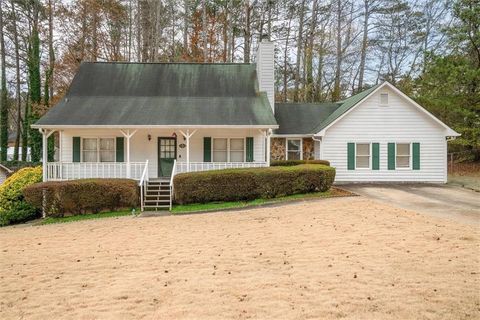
xmin=32 ymin=39 xmax=459 ymax=209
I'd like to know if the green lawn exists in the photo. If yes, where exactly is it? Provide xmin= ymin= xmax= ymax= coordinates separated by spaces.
xmin=37 ymin=188 xmax=353 ymax=225
xmin=40 ymin=209 xmax=134 ymax=225
xmin=171 ymin=188 xmax=350 ymax=214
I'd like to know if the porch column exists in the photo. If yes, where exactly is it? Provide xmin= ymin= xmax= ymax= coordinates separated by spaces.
xmin=120 ymin=129 xmax=137 ymax=178
xmin=179 ymin=129 xmax=197 ymax=172
xmin=266 ymin=129 xmax=271 ymax=167
xmin=39 ymin=129 xmax=55 ymax=182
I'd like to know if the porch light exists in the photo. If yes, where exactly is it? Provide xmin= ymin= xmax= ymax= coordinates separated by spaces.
xmin=172 ymin=132 xmax=177 ymax=138
xmin=147 ymin=134 xmax=151 ymax=141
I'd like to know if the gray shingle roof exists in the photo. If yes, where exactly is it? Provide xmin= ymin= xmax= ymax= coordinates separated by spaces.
xmin=34 ymin=62 xmax=278 ymax=128
xmin=274 ymin=103 xmax=341 ymax=134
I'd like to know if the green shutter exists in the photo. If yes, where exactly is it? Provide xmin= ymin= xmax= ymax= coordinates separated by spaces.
xmin=116 ymin=137 xmax=124 ymax=162
xmin=412 ymin=142 xmax=420 ymax=170
xmin=73 ymin=137 xmax=81 ymax=162
xmin=203 ymin=137 xmax=212 ymax=162
xmin=388 ymin=143 xmax=396 ymax=170
xmin=246 ymin=137 xmax=254 ymax=162
xmin=372 ymin=143 xmax=380 ymax=170
xmin=347 ymin=143 xmax=355 ymax=170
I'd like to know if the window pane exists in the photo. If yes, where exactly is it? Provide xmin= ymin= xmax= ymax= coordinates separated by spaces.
xmin=288 ymin=139 xmax=301 ymax=151
xmin=100 ymin=151 xmax=115 ymax=162
xmin=230 ymin=151 xmax=244 ymax=162
xmin=397 ymin=156 xmax=410 ymax=168
xmin=397 ymin=143 xmax=410 ymax=156
xmin=100 ymin=138 xmax=114 ymax=151
xmin=288 ymin=151 xmax=300 ymax=160
xmin=213 ymin=151 xmax=227 ymax=162
xmin=356 ymin=156 xmax=369 ymax=168
xmin=83 ymin=151 xmax=97 ymax=162
xmin=83 ymin=138 xmax=97 ymax=151
xmin=213 ymin=138 xmax=227 ymax=150
xmin=230 ymin=138 xmax=244 ymax=151
xmin=356 ymin=144 xmax=370 ymax=156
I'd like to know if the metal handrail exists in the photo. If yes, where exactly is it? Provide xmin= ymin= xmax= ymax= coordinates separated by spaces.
xmin=139 ymin=160 xmax=149 ymax=212
xmin=169 ymin=160 xmax=177 ymax=211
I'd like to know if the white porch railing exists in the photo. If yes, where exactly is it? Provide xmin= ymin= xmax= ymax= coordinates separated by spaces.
xmin=169 ymin=160 xmax=177 ymax=211
xmin=139 ymin=160 xmax=149 ymax=212
xmin=176 ymin=162 xmax=268 ymax=174
xmin=45 ymin=162 xmax=147 ymax=181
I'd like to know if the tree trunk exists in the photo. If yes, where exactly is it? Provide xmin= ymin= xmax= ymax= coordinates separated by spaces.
xmin=293 ymin=0 xmax=306 ymax=102
xmin=305 ymin=0 xmax=318 ymax=102
xmin=202 ymin=0 xmax=207 ymax=62
xmin=357 ymin=0 xmax=370 ymax=92
xmin=0 ymin=2 xmax=8 ymax=161
xmin=183 ymin=0 xmax=189 ymax=58
xmin=283 ymin=15 xmax=292 ymax=102
xmin=243 ymin=2 xmax=251 ymax=63
xmin=332 ymin=0 xmax=343 ymax=102
xmin=11 ymin=1 xmax=22 ymax=161
xmin=27 ymin=3 xmax=42 ymax=162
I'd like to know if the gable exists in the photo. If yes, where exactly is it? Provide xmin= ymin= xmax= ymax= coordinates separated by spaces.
xmin=317 ymin=82 xmax=459 ymax=137
xmin=324 ymin=86 xmax=452 ymax=136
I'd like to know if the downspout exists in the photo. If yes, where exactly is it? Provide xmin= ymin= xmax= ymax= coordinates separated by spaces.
xmin=312 ymin=135 xmax=322 ymax=160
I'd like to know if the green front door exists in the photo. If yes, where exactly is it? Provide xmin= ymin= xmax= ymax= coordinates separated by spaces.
xmin=158 ymin=137 xmax=177 ymax=177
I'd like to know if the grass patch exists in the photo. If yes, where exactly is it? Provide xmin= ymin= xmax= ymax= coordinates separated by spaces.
xmin=172 ymin=187 xmax=353 ymax=214
xmin=39 ymin=209 xmax=135 ymax=225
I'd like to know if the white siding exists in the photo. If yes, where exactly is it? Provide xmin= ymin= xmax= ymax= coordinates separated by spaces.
xmin=322 ymin=87 xmax=448 ymax=183
xmin=256 ymin=40 xmax=275 ymax=112
xmin=60 ymin=128 xmax=266 ymax=179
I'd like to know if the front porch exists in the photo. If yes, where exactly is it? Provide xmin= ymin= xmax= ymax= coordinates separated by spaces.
xmin=41 ymin=127 xmax=271 ymax=182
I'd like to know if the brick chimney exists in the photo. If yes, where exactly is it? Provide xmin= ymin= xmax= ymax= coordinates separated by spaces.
xmin=256 ymin=37 xmax=275 ymax=113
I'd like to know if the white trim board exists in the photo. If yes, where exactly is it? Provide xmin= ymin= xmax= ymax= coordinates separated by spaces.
xmin=31 ymin=124 xmax=279 ymax=129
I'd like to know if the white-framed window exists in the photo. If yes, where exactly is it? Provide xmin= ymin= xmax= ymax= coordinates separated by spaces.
xmin=287 ymin=139 xmax=302 ymax=160
xmin=396 ymin=143 xmax=410 ymax=168
xmin=356 ymin=143 xmax=370 ymax=169
xmin=82 ymin=137 xmax=115 ymax=162
xmin=212 ymin=138 xmax=245 ymax=162
xmin=380 ymin=93 xmax=389 ymax=106
xmin=229 ymin=138 xmax=245 ymax=162
xmin=213 ymin=138 xmax=228 ymax=162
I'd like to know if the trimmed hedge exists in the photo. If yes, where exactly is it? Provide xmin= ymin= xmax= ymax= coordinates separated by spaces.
xmin=0 ymin=166 xmax=43 ymax=226
xmin=23 ymin=179 xmax=139 ymax=218
xmin=174 ymin=164 xmax=335 ymax=204
xmin=271 ymin=159 xmax=330 ymax=166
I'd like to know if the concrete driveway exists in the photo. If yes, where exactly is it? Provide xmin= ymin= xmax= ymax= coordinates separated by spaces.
xmin=342 ymin=184 xmax=480 ymax=225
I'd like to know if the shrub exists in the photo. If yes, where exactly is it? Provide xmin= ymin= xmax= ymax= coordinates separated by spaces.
xmin=271 ymin=159 xmax=330 ymax=166
xmin=24 ymin=179 xmax=139 ymax=218
xmin=174 ymin=164 xmax=335 ymax=204
xmin=0 ymin=166 xmax=43 ymax=226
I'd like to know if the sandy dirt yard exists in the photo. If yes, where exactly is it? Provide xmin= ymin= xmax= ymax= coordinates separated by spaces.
xmin=0 ymin=197 xmax=479 ymax=320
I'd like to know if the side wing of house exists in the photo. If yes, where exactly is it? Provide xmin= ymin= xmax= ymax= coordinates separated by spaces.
xmin=320 ymin=85 xmax=456 ymax=183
